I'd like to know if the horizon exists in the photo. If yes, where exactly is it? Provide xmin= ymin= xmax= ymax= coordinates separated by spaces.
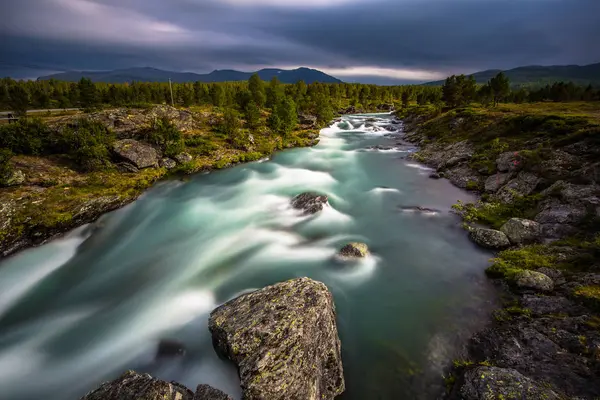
xmin=3 ymin=0 xmax=599 ymax=84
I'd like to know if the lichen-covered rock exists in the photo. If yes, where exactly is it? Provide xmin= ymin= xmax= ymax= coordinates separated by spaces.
xmin=80 ymin=370 xmax=193 ymax=400
xmin=174 ymin=152 xmax=193 ymax=164
xmin=443 ymin=164 xmax=482 ymax=189
xmin=468 ymin=227 xmax=511 ymax=249
xmin=514 ymin=270 xmax=554 ymax=292
xmin=160 ymin=158 xmax=177 ymax=169
xmin=338 ymin=242 xmax=369 ymax=258
xmin=291 ymin=192 xmax=328 ymax=215
xmin=3 ymin=169 xmax=25 ymax=186
xmin=496 ymin=171 xmax=540 ymax=203
xmin=194 ymin=384 xmax=233 ymax=400
xmin=208 ymin=278 xmax=345 ymax=400
xmin=500 ymin=218 xmax=542 ymax=245
xmin=113 ymin=139 xmax=159 ymax=169
xmin=484 ymin=172 xmax=512 ymax=193
xmin=458 ymin=366 xmax=560 ymax=400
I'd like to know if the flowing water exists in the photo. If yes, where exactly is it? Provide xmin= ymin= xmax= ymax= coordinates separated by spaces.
xmin=0 ymin=114 xmax=496 ymax=400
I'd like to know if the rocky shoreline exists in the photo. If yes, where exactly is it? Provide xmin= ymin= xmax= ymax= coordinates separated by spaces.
xmin=400 ymin=109 xmax=600 ymax=399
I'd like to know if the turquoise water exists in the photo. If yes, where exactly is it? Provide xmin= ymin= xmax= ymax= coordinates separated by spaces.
xmin=0 ymin=114 xmax=495 ymax=399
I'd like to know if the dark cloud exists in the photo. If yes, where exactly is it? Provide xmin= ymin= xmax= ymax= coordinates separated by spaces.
xmin=2 ymin=0 xmax=599 ymax=83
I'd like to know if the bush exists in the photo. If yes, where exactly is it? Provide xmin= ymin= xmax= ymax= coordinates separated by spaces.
xmin=54 ymin=119 xmax=115 ymax=171
xmin=0 ymin=118 xmax=52 ymax=155
xmin=145 ymin=117 xmax=184 ymax=157
xmin=0 ymin=148 xmax=14 ymax=185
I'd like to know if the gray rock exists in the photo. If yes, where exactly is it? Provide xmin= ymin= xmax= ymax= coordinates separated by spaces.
xmin=514 ymin=270 xmax=554 ymax=292
xmin=458 ymin=366 xmax=560 ymax=400
xmin=429 ymin=172 xmax=441 ymax=179
xmin=338 ymin=242 xmax=369 ymax=258
xmin=174 ymin=152 xmax=193 ymax=164
xmin=80 ymin=370 xmax=193 ymax=400
xmin=535 ymin=198 xmax=587 ymax=239
xmin=194 ymin=384 xmax=233 ymax=400
xmin=116 ymin=162 xmax=139 ymax=173
xmin=291 ymin=192 xmax=328 ymax=215
xmin=536 ymin=267 xmax=564 ymax=283
xmin=496 ymin=151 xmax=523 ymax=173
xmin=160 ymin=158 xmax=177 ymax=169
xmin=484 ymin=172 xmax=512 ymax=193
xmin=468 ymin=227 xmax=511 ymax=249
xmin=520 ymin=295 xmax=585 ymax=317
xmin=208 ymin=278 xmax=345 ymax=400
xmin=3 ymin=169 xmax=25 ymax=186
xmin=496 ymin=171 xmax=540 ymax=203
xmin=113 ymin=139 xmax=159 ymax=169
xmin=500 ymin=218 xmax=542 ymax=245
xmin=444 ymin=165 xmax=482 ymax=190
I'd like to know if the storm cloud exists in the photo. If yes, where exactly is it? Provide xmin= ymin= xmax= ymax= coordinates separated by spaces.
xmin=2 ymin=0 xmax=599 ymax=83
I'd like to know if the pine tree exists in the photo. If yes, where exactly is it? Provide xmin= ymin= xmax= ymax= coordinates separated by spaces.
xmin=245 ymin=101 xmax=262 ymax=130
xmin=78 ymin=77 xmax=99 ymax=110
xmin=276 ymin=97 xmax=298 ymax=135
xmin=489 ymin=72 xmax=510 ymax=106
xmin=248 ymin=74 xmax=266 ymax=108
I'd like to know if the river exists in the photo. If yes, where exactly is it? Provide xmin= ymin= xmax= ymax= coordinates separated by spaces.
xmin=0 ymin=114 xmax=496 ymax=400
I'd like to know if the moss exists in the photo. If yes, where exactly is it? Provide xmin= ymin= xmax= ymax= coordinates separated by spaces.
xmin=465 ymin=180 xmax=481 ymax=191
xmin=573 ymin=285 xmax=600 ymax=312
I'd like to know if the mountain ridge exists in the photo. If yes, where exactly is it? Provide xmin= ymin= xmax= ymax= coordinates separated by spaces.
xmin=38 ymin=67 xmax=343 ymax=84
xmin=425 ymin=62 xmax=600 ymax=86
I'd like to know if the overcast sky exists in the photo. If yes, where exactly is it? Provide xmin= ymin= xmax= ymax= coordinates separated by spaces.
xmin=2 ymin=0 xmax=599 ymax=84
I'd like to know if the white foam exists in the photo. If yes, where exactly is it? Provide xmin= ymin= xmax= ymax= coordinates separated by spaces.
xmin=369 ymin=187 xmax=401 ymax=194
xmin=405 ymin=163 xmax=434 ymax=171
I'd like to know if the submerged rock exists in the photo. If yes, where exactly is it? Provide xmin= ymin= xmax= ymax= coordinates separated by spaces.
xmin=399 ymin=206 xmax=441 ymax=215
xmin=338 ymin=242 xmax=369 ymax=258
xmin=468 ymin=227 xmax=511 ymax=249
xmin=500 ymin=218 xmax=542 ymax=245
xmin=429 ymin=172 xmax=441 ymax=179
xmin=208 ymin=277 xmax=345 ymax=400
xmin=80 ymin=370 xmax=193 ymax=400
xmin=514 ymin=270 xmax=554 ymax=292
xmin=456 ymin=366 xmax=560 ymax=400
xmin=156 ymin=339 xmax=186 ymax=359
xmin=291 ymin=192 xmax=328 ymax=215
xmin=113 ymin=139 xmax=159 ymax=169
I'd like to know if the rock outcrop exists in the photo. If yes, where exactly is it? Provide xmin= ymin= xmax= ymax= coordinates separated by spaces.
xmin=113 ymin=139 xmax=160 ymax=169
xmin=499 ymin=218 xmax=541 ymax=245
xmin=454 ymin=366 xmax=560 ymax=400
xmin=338 ymin=242 xmax=369 ymax=258
xmin=468 ymin=227 xmax=511 ymax=249
xmin=80 ymin=371 xmax=231 ymax=400
xmin=291 ymin=192 xmax=328 ymax=215
xmin=208 ymin=278 xmax=345 ymax=400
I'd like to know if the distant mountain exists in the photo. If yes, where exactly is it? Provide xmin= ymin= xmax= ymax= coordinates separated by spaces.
xmin=38 ymin=67 xmax=343 ymax=84
xmin=425 ymin=62 xmax=600 ymax=86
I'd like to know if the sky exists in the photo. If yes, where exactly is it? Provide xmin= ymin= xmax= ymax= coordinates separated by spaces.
xmin=1 ymin=0 xmax=599 ymax=84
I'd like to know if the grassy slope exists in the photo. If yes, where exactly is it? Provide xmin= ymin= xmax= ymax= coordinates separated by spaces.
xmin=0 ymin=105 xmax=319 ymax=254
xmin=400 ymin=101 xmax=600 ymax=309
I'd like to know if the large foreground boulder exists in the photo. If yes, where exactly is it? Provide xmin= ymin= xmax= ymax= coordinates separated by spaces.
xmin=208 ymin=278 xmax=345 ymax=400
xmin=291 ymin=192 xmax=329 ymax=215
xmin=456 ymin=366 xmax=560 ymax=400
xmin=80 ymin=370 xmax=192 ymax=400
xmin=113 ymin=139 xmax=160 ymax=169
xmin=468 ymin=227 xmax=511 ymax=249
xmin=500 ymin=218 xmax=542 ymax=245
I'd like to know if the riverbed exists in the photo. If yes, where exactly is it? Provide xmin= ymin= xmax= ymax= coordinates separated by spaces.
xmin=0 ymin=114 xmax=496 ymax=399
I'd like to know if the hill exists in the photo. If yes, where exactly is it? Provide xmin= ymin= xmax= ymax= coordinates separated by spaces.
xmin=38 ymin=67 xmax=343 ymax=84
xmin=425 ymin=62 xmax=600 ymax=86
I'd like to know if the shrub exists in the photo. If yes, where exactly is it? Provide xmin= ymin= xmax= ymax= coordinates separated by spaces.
xmin=145 ymin=117 xmax=184 ymax=157
xmin=0 ymin=118 xmax=52 ymax=155
xmin=54 ymin=119 xmax=115 ymax=171
xmin=0 ymin=148 xmax=14 ymax=185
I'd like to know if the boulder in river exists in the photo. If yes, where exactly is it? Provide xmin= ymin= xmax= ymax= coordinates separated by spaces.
xmin=80 ymin=370 xmax=193 ymax=400
xmin=514 ymin=270 xmax=554 ymax=292
xmin=455 ymin=366 xmax=560 ymax=400
xmin=468 ymin=227 xmax=511 ymax=249
xmin=291 ymin=192 xmax=328 ymax=215
xmin=338 ymin=242 xmax=369 ymax=258
xmin=208 ymin=277 xmax=345 ymax=400
xmin=113 ymin=139 xmax=159 ymax=169
xmin=500 ymin=218 xmax=542 ymax=245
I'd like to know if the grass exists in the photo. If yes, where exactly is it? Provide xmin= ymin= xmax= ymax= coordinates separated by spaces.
xmin=573 ymin=286 xmax=600 ymax=312
xmin=486 ymin=245 xmax=557 ymax=280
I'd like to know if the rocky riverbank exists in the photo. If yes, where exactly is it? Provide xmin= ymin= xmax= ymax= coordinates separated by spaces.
xmin=398 ymin=103 xmax=600 ymax=399
xmin=80 ymin=278 xmax=345 ymax=400
xmin=0 ymin=105 xmax=319 ymax=258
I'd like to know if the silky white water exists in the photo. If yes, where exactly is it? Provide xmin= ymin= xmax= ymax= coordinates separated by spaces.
xmin=0 ymin=114 xmax=495 ymax=399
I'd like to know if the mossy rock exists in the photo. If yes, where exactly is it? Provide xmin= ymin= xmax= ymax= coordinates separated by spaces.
xmin=339 ymin=242 xmax=369 ymax=258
